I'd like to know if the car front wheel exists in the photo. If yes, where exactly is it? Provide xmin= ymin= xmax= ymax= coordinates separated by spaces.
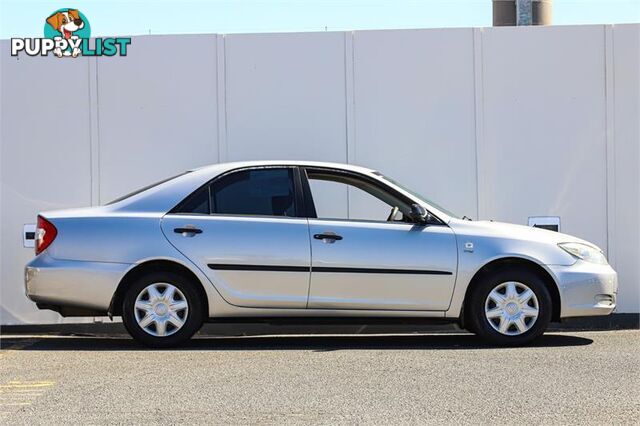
xmin=467 ymin=268 xmax=552 ymax=346
xmin=122 ymin=271 xmax=204 ymax=348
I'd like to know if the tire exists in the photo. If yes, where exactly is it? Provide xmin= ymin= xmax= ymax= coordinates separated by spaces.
xmin=122 ymin=271 xmax=205 ymax=348
xmin=467 ymin=268 xmax=552 ymax=346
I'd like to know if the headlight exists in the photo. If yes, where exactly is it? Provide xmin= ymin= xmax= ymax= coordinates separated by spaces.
xmin=558 ymin=242 xmax=608 ymax=265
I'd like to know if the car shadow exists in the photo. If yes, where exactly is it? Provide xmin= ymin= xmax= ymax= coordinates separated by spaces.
xmin=0 ymin=333 xmax=593 ymax=352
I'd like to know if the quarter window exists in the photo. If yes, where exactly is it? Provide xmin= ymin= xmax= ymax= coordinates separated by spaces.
xmin=177 ymin=186 xmax=210 ymax=214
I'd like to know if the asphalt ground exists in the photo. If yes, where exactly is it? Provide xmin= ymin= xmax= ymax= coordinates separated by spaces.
xmin=0 ymin=330 xmax=638 ymax=425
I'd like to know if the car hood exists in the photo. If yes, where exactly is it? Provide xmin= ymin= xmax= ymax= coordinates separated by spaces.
xmin=447 ymin=218 xmax=600 ymax=249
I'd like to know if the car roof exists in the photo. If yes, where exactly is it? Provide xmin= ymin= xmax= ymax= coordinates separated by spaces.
xmin=105 ymin=161 xmax=378 ymax=213
xmin=98 ymin=160 xmax=452 ymax=223
xmin=190 ymin=160 xmax=376 ymax=175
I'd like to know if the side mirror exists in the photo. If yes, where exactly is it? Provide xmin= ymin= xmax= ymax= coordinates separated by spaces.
xmin=408 ymin=203 xmax=428 ymax=224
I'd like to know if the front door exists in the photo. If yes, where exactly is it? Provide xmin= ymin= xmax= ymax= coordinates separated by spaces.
xmin=303 ymin=168 xmax=457 ymax=311
xmin=161 ymin=167 xmax=311 ymax=309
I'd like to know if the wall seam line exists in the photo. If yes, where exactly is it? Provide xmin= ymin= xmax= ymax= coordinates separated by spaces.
xmin=87 ymin=58 xmax=94 ymax=205
xmin=216 ymin=34 xmax=228 ymax=163
xmin=88 ymin=56 xmax=101 ymax=206
xmin=223 ymin=35 xmax=229 ymax=162
xmin=472 ymin=28 xmax=484 ymax=220
xmin=345 ymin=31 xmax=356 ymax=217
xmin=604 ymin=24 xmax=616 ymax=263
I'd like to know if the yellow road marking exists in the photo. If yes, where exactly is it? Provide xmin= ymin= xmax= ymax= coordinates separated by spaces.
xmin=0 ymin=381 xmax=54 ymax=389
xmin=0 ymin=395 xmax=43 ymax=399
xmin=0 ymin=391 xmax=44 ymax=395
xmin=0 ymin=388 xmax=45 ymax=391
xmin=0 ymin=379 xmax=55 ymax=417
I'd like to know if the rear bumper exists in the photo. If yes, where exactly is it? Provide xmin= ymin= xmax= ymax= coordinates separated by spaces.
xmin=25 ymin=253 xmax=131 ymax=315
xmin=549 ymin=261 xmax=618 ymax=318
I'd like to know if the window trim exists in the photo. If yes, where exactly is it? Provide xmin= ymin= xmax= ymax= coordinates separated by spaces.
xmin=169 ymin=164 xmax=446 ymax=225
xmin=169 ymin=165 xmax=305 ymax=219
xmin=300 ymin=166 xmax=444 ymax=225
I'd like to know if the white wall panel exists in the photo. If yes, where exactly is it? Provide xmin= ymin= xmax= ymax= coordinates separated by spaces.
xmin=97 ymin=35 xmax=219 ymax=203
xmin=352 ymin=28 xmax=477 ymax=221
xmin=0 ymin=41 xmax=92 ymax=323
xmin=224 ymin=32 xmax=347 ymax=162
xmin=478 ymin=25 xmax=608 ymax=250
xmin=224 ymin=32 xmax=349 ymax=217
xmin=610 ymin=24 xmax=640 ymax=312
xmin=1 ymin=25 xmax=638 ymax=323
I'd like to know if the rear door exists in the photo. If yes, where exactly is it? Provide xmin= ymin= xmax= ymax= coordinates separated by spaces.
xmin=161 ymin=167 xmax=311 ymax=309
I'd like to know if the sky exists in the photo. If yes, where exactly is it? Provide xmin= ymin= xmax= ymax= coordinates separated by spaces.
xmin=0 ymin=0 xmax=638 ymax=39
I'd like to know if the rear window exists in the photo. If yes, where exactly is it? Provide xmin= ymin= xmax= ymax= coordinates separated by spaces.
xmin=106 ymin=172 xmax=190 ymax=205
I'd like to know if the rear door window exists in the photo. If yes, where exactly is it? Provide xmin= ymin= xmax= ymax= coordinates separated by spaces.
xmin=211 ymin=168 xmax=297 ymax=217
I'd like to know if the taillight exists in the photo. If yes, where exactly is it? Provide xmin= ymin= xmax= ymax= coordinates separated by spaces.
xmin=35 ymin=215 xmax=57 ymax=255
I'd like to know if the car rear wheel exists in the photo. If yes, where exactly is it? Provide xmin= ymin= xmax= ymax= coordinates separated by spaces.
xmin=122 ymin=271 xmax=204 ymax=348
xmin=467 ymin=268 xmax=552 ymax=346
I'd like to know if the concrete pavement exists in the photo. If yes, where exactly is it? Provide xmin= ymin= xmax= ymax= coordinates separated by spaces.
xmin=0 ymin=330 xmax=638 ymax=424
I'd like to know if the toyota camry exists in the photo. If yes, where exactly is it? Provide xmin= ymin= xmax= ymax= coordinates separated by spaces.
xmin=25 ymin=161 xmax=617 ymax=347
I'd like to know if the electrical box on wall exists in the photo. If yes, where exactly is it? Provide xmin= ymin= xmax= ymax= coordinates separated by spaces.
xmin=528 ymin=216 xmax=560 ymax=232
xmin=23 ymin=224 xmax=35 ymax=248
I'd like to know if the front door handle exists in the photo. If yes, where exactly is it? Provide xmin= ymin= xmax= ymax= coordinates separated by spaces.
xmin=314 ymin=233 xmax=343 ymax=242
xmin=174 ymin=227 xmax=203 ymax=236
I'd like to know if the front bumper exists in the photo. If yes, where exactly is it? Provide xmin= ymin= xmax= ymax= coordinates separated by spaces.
xmin=25 ymin=253 xmax=131 ymax=315
xmin=548 ymin=261 xmax=618 ymax=318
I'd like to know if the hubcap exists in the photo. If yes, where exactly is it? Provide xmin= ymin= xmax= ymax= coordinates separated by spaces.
xmin=484 ymin=281 xmax=539 ymax=336
xmin=134 ymin=283 xmax=189 ymax=337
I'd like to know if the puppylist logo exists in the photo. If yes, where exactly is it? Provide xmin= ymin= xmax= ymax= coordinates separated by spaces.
xmin=11 ymin=8 xmax=131 ymax=58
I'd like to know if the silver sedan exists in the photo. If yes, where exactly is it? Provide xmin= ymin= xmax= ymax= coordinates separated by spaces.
xmin=25 ymin=161 xmax=617 ymax=347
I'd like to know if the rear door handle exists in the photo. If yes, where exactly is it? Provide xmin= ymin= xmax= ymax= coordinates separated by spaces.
xmin=174 ymin=227 xmax=203 ymax=235
xmin=314 ymin=233 xmax=343 ymax=241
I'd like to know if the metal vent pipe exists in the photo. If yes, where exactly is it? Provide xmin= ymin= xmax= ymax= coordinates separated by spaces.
xmin=493 ymin=0 xmax=553 ymax=26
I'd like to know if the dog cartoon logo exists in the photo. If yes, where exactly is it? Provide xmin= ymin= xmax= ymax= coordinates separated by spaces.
xmin=11 ymin=8 xmax=129 ymax=58
xmin=44 ymin=8 xmax=91 ymax=57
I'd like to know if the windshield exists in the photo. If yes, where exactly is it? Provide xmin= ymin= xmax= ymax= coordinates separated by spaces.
xmin=373 ymin=171 xmax=460 ymax=219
